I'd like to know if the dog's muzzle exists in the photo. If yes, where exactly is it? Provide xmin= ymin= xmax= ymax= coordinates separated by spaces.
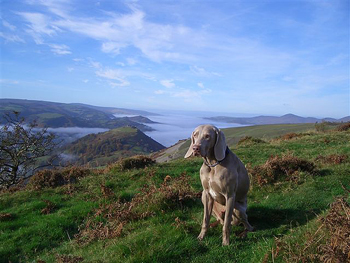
xmin=192 ymin=145 xmax=201 ymax=156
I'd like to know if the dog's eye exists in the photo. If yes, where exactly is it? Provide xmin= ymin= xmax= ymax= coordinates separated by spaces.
xmin=205 ymin=134 xmax=210 ymax=140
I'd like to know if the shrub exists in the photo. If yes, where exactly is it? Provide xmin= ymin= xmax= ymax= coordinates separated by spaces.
xmin=250 ymin=154 xmax=316 ymax=186
xmin=29 ymin=167 xmax=91 ymax=190
xmin=315 ymin=122 xmax=327 ymax=132
xmin=118 ymin=155 xmax=155 ymax=170
xmin=238 ymin=136 xmax=266 ymax=146
xmin=336 ymin=122 xmax=350 ymax=132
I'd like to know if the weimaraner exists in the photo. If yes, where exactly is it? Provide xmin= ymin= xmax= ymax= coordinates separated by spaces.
xmin=185 ymin=124 xmax=253 ymax=245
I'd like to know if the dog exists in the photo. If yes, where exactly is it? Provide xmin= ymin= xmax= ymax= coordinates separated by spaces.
xmin=184 ymin=124 xmax=253 ymax=245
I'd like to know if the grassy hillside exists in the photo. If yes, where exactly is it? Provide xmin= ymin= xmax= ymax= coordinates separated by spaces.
xmin=155 ymin=123 xmax=319 ymax=163
xmin=63 ymin=127 xmax=165 ymax=166
xmin=0 ymin=99 xmax=153 ymax=131
xmin=1 ymin=127 xmax=349 ymax=262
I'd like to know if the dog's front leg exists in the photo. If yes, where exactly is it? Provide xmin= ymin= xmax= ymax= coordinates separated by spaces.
xmin=222 ymin=196 xmax=235 ymax=246
xmin=198 ymin=190 xmax=213 ymax=241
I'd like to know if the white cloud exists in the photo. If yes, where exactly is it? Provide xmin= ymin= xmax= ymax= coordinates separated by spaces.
xmin=197 ymin=82 xmax=211 ymax=93
xmin=160 ymin=79 xmax=175 ymax=89
xmin=0 ymin=32 xmax=25 ymax=43
xmin=109 ymin=79 xmax=130 ymax=88
xmin=95 ymin=68 xmax=130 ymax=87
xmin=49 ymin=44 xmax=71 ymax=55
xmin=17 ymin=12 xmax=57 ymax=43
xmin=96 ymin=68 xmax=123 ymax=80
xmin=67 ymin=67 xmax=74 ymax=72
xmin=101 ymin=42 xmax=126 ymax=54
xmin=190 ymin=65 xmax=221 ymax=77
xmin=88 ymin=59 xmax=102 ymax=69
xmin=3 ymin=20 xmax=16 ymax=31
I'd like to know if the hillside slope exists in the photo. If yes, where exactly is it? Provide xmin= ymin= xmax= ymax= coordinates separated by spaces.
xmin=1 ymin=128 xmax=349 ymax=262
xmin=154 ymin=123 xmax=318 ymax=163
xmin=63 ymin=126 xmax=165 ymax=166
xmin=0 ymin=99 xmax=153 ymax=131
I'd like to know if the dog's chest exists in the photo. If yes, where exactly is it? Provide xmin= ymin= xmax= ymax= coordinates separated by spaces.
xmin=208 ymin=177 xmax=222 ymax=200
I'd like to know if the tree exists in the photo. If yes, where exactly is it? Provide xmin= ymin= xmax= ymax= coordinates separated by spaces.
xmin=0 ymin=112 xmax=58 ymax=189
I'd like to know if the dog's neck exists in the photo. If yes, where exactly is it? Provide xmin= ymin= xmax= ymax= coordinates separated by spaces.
xmin=203 ymin=147 xmax=229 ymax=168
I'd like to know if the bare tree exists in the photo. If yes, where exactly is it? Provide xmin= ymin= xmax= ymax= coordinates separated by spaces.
xmin=0 ymin=112 xmax=58 ymax=189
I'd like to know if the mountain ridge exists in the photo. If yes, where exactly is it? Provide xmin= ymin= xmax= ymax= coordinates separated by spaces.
xmin=0 ymin=99 xmax=155 ymax=131
xmin=205 ymin=113 xmax=349 ymax=125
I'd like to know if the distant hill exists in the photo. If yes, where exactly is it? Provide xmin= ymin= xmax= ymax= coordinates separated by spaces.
xmin=205 ymin=113 xmax=350 ymax=125
xmin=63 ymin=126 xmax=165 ymax=166
xmin=0 ymin=99 xmax=155 ymax=131
xmin=71 ymin=103 xmax=158 ymax=116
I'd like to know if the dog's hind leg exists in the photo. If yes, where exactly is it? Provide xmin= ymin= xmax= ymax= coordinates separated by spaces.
xmin=234 ymin=199 xmax=254 ymax=233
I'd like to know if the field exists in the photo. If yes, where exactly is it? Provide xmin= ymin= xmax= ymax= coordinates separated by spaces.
xmin=0 ymin=124 xmax=349 ymax=262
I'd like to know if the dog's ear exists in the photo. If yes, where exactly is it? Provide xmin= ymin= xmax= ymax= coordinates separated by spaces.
xmin=214 ymin=127 xmax=226 ymax=161
xmin=184 ymin=131 xmax=195 ymax=158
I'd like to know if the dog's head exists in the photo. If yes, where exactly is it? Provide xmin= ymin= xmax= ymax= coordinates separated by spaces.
xmin=184 ymin=125 xmax=226 ymax=160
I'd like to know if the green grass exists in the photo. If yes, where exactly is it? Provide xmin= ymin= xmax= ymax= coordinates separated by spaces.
xmin=160 ymin=123 xmax=322 ymax=162
xmin=223 ymin=123 xmax=317 ymax=146
xmin=1 ymin=128 xmax=349 ymax=263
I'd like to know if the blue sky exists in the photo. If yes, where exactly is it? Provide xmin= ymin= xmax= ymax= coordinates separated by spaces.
xmin=0 ymin=0 xmax=349 ymax=118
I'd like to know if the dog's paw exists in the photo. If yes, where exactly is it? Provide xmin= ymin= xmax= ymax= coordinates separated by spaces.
xmin=222 ymin=239 xmax=230 ymax=246
xmin=197 ymin=232 xmax=206 ymax=241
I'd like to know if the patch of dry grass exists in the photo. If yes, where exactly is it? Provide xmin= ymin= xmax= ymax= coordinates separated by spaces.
xmin=75 ymin=173 xmax=199 ymax=245
xmin=272 ymin=189 xmax=350 ymax=263
xmin=238 ymin=136 xmax=266 ymax=146
xmin=29 ymin=167 xmax=91 ymax=190
xmin=249 ymin=154 xmax=316 ymax=186
xmin=315 ymin=154 xmax=348 ymax=165
xmin=105 ymin=155 xmax=155 ymax=172
xmin=336 ymin=122 xmax=350 ymax=132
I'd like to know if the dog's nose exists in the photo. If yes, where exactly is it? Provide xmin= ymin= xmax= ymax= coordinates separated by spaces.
xmin=193 ymin=145 xmax=200 ymax=153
